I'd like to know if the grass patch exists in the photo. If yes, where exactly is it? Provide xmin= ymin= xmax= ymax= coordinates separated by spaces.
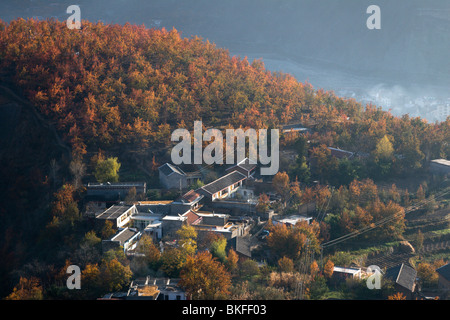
xmin=432 ymin=228 xmax=450 ymax=236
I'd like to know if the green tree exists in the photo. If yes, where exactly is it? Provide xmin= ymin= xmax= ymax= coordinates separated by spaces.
xmin=372 ymin=135 xmax=394 ymax=177
xmin=239 ymin=259 xmax=260 ymax=279
xmin=210 ymin=236 xmax=227 ymax=263
xmin=94 ymin=157 xmax=121 ymax=183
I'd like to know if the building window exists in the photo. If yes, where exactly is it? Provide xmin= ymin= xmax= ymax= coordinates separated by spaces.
xmin=176 ymin=295 xmax=181 ymax=300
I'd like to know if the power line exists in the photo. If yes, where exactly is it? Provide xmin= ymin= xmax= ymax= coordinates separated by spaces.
xmin=320 ymin=187 xmax=450 ymax=249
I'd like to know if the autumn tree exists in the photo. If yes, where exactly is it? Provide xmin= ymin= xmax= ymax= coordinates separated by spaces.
xmin=160 ymin=248 xmax=186 ymax=278
xmin=323 ymin=260 xmax=334 ymax=279
xmin=277 ymin=256 xmax=295 ymax=273
xmin=225 ymin=248 xmax=239 ymax=273
xmin=267 ymin=221 xmax=321 ymax=260
xmin=416 ymin=184 xmax=426 ymax=203
xmin=310 ymin=260 xmax=320 ymax=277
xmin=176 ymin=224 xmax=198 ymax=256
xmin=255 ymin=193 xmax=270 ymax=213
xmin=135 ymin=234 xmax=161 ymax=269
xmin=179 ymin=251 xmax=231 ymax=300
xmin=100 ymin=220 xmax=116 ymax=239
xmin=387 ymin=292 xmax=406 ymax=300
xmin=99 ymin=258 xmax=133 ymax=293
xmin=272 ymin=171 xmax=290 ymax=207
xmin=5 ymin=277 xmax=43 ymax=300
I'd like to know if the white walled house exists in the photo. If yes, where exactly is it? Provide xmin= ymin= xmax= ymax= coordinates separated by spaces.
xmin=96 ymin=204 xmax=137 ymax=228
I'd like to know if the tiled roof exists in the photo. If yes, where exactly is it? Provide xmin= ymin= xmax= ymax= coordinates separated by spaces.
xmin=328 ymin=147 xmax=354 ymax=159
xmin=385 ymin=263 xmax=417 ymax=292
xmin=96 ymin=205 xmax=134 ymax=220
xmin=87 ymin=182 xmax=146 ymax=189
xmin=431 ymin=159 xmax=450 ymax=167
xmin=226 ymin=158 xmax=257 ymax=173
xmin=112 ymin=228 xmax=140 ymax=244
xmin=436 ymin=263 xmax=450 ymax=281
xmin=228 ymin=236 xmax=252 ymax=258
xmin=200 ymin=171 xmax=246 ymax=195
xmin=158 ymin=163 xmax=185 ymax=176
xmin=179 ymin=190 xmax=202 ymax=203
xmin=182 ymin=210 xmax=202 ymax=225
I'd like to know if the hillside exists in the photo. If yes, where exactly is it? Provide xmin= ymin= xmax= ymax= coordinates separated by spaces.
xmin=0 ymin=18 xmax=448 ymax=166
xmin=0 ymin=17 xmax=448 ymax=301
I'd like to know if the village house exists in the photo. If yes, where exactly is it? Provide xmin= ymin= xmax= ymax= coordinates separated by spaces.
xmin=327 ymin=147 xmax=354 ymax=160
xmin=95 ymin=204 xmax=137 ymax=228
xmin=126 ymin=277 xmax=186 ymax=300
xmin=131 ymin=212 xmax=163 ymax=241
xmin=225 ymin=157 xmax=257 ymax=178
xmin=436 ymin=262 xmax=450 ymax=291
xmin=430 ymin=159 xmax=450 ymax=176
xmin=332 ymin=266 xmax=362 ymax=281
xmin=158 ymin=163 xmax=202 ymax=189
xmin=227 ymin=236 xmax=254 ymax=260
xmin=102 ymin=227 xmax=141 ymax=253
xmin=86 ymin=182 xmax=146 ymax=201
xmin=273 ymin=214 xmax=313 ymax=227
xmin=282 ymin=123 xmax=310 ymax=134
xmin=384 ymin=263 xmax=417 ymax=300
xmin=170 ymin=189 xmax=204 ymax=215
xmin=197 ymin=170 xmax=247 ymax=202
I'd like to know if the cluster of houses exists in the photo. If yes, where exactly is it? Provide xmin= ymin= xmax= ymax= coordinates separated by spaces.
xmin=85 ymin=158 xmax=277 ymax=260
xmin=100 ymin=277 xmax=187 ymax=301
xmin=82 ymin=141 xmax=449 ymax=300
xmin=331 ymin=262 xmax=450 ymax=300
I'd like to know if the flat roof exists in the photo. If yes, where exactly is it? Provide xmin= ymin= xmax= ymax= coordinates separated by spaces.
xmin=200 ymin=171 xmax=246 ymax=195
xmin=131 ymin=214 xmax=162 ymax=221
xmin=333 ymin=267 xmax=361 ymax=274
xmin=96 ymin=205 xmax=134 ymax=220
xmin=196 ymin=212 xmax=229 ymax=218
xmin=276 ymin=215 xmax=312 ymax=225
xmin=162 ymin=215 xmax=187 ymax=221
xmin=431 ymin=159 xmax=450 ymax=167
xmin=137 ymin=201 xmax=174 ymax=205
xmin=87 ymin=182 xmax=146 ymax=188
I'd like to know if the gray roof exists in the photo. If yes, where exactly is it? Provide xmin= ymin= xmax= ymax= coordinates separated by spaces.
xmin=112 ymin=228 xmax=140 ymax=244
xmin=228 ymin=236 xmax=252 ymax=258
xmin=431 ymin=159 xmax=450 ymax=167
xmin=385 ymin=263 xmax=417 ymax=292
xmin=226 ymin=158 xmax=257 ymax=173
xmin=87 ymin=182 xmax=146 ymax=189
xmin=158 ymin=163 xmax=185 ymax=177
xmin=96 ymin=205 xmax=134 ymax=220
xmin=200 ymin=171 xmax=246 ymax=195
xmin=436 ymin=263 xmax=450 ymax=281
